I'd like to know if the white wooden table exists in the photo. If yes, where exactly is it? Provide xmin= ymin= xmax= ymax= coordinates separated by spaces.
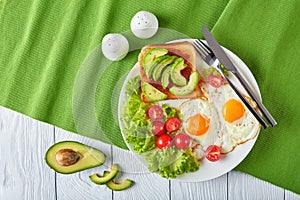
xmin=1 ymin=106 xmax=299 ymax=200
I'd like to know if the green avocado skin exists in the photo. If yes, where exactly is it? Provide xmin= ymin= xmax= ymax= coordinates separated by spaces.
xmin=45 ymin=141 xmax=106 ymax=174
xmin=89 ymin=164 xmax=119 ymax=185
xmin=106 ymin=179 xmax=134 ymax=191
xmin=90 ymin=168 xmax=134 ymax=191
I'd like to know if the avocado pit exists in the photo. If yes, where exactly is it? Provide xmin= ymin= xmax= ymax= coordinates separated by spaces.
xmin=55 ymin=149 xmax=82 ymax=166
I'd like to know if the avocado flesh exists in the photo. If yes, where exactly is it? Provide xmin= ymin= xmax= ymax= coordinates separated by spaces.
xmin=45 ymin=141 xmax=105 ymax=174
xmin=89 ymin=164 xmax=119 ymax=185
xmin=171 ymin=58 xmax=188 ymax=86
xmin=143 ymin=48 xmax=168 ymax=78
xmin=106 ymin=179 xmax=134 ymax=191
xmin=169 ymin=71 xmax=198 ymax=96
xmin=161 ymin=67 xmax=171 ymax=89
xmin=143 ymin=82 xmax=167 ymax=102
xmin=152 ymin=56 xmax=177 ymax=81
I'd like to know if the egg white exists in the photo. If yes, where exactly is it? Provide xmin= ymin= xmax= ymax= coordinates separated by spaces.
xmin=207 ymin=84 xmax=260 ymax=153
xmin=179 ymin=98 xmax=221 ymax=150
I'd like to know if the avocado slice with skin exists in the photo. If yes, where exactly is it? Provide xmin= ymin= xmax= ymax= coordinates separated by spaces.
xmin=143 ymin=82 xmax=167 ymax=102
xmin=89 ymin=164 xmax=119 ymax=185
xmin=169 ymin=71 xmax=198 ymax=96
xmin=161 ymin=67 xmax=172 ymax=89
xmin=171 ymin=58 xmax=188 ymax=86
xmin=45 ymin=141 xmax=105 ymax=174
xmin=91 ymin=170 xmax=134 ymax=191
xmin=143 ymin=48 xmax=168 ymax=77
xmin=106 ymin=175 xmax=134 ymax=191
xmin=152 ymin=56 xmax=177 ymax=81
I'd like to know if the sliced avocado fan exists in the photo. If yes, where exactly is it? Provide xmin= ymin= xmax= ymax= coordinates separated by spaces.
xmin=152 ymin=55 xmax=177 ymax=81
xmin=143 ymin=48 xmax=168 ymax=78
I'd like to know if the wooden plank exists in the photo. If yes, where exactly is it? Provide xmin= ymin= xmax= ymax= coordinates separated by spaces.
xmin=171 ymin=174 xmax=227 ymax=200
xmin=55 ymin=128 xmax=112 ymax=200
xmin=112 ymin=146 xmax=170 ymax=200
xmin=228 ymin=170 xmax=284 ymax=200
xmin=285 ymin=190 xmax=300 ymax=200
xmin=0 ymin=106 xmax=56 ymax=200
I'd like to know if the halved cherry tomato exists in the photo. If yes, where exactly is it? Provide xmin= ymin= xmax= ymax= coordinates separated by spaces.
xmin=165 ymin=117 xmax=181 ymax=132
xmin=208 ymin=74 xmax=224 ymax=88
xmin=205 ymin=145 xmax=221 ymax=162
xmin=174 ymin=133 xmax=190 ymax=149
xmin=156 ymin=134 xmax=173 ymax=149
xmin=147 ymin=105 xmax=164 ymax=121
xmin=152 ymin=121 xmax=165 ymax=136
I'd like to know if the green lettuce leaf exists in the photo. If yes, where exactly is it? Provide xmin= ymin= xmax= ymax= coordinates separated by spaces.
xmin=145 ymin=147 xmax=200 ymax=178
xmin=121 ymin=76 xmax=155 ymax=154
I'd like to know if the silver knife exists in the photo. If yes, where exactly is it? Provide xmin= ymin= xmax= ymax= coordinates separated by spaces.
xmin=202 ymin=25 xmax=277 ymax=127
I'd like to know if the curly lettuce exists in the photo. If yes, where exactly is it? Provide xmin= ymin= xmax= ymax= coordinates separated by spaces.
xmin=145 ymin=146 xmax=200 ymax=178
xmin=121 ymin=76 xmax=155 ymax=154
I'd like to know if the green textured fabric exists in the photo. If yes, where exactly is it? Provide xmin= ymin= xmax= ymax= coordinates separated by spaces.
xmin=1 ymin=0 xmax=300 ymax=194
xmin=211 ymin=0 xmax=300 ymax=194
xmin=0 ymin=0 xmax=229 ymax=148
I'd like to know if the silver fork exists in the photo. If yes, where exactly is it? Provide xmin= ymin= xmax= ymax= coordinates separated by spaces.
xmin=193 ymin=39 xmax=272 ymax=129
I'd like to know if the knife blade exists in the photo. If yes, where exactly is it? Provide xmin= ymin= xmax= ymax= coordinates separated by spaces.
xmin=202 ymin=25 xmax=277 ymax=127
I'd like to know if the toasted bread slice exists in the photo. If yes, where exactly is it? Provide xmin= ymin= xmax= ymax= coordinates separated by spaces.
xmin=138 ymin=41 xmax=203 ymax=101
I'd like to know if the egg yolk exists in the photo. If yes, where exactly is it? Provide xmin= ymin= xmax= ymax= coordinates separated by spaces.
xmin=186 ymin=114 xmax=210 ymax=136
xmin=223 ymin=99 xmax=245 ymax=123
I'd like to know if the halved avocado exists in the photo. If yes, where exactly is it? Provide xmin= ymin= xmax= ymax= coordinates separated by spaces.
xmin=45 ymin=141 xmax=105 ymax=174
xmin=106 ymin=178 xmax=134 ymax=191
xmin=143 ymin=82 xmax=167 ymax=102
xmin=171 ymin=58 xmax=188 ymax=86
xmin=152 ymin=56 xmax=177 ymax=81
xmin=89 ymin=164 xmax=119 ymax=185
xmin=143 ymin=48 xmax=168 ymax=77
xmin=169 ymin=71 xmax=198 ymax=96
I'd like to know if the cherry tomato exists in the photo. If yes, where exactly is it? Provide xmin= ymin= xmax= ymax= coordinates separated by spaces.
xmin=156 ymin=134 xmax=173 ymax=149
xmin=165 ymin=117 xmax=181 ymax=132
xmin=174 ymin=133 xmax=190 ymax=149
xmin=147 ymin=105 xmax=164 ymax=121
xmin=152 ymin=121 xmax=165 ymax=136
xmin=205 ymin=145 xmax=221 ymax=162
xmin=208 ymin=74 xmax=225 ymax=88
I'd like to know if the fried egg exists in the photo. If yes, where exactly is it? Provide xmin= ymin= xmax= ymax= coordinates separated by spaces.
xmin=210 ymin=84 xmax=260 ymax=153
xmin=179 ymin=98 xmax=221 ymax=150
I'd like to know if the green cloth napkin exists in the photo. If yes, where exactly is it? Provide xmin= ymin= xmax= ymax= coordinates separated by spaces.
xmin=212 ymin=0 xmax=300 ymax=194
xmin=1 ymin=0 xmax=300 ymax=194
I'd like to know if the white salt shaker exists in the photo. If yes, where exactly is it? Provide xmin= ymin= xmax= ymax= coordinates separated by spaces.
xmin=130 ymin=11 xmax=159 ymax=39
xmin=102 ymin=33 xmax=129 ymax=61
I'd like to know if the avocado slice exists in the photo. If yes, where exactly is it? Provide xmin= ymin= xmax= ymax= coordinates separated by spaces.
xmin=89 ymin=164 xmax=119 ymax=185
xmin=169 ymin=71 xmax=198 ymax=96
xmin=143 ymin=82 xmax=167 ymax=102
xmin=152 ymin=56 xmax=177 ymax=81
xmin=106 ymin=178 xmax=134 ymax=191
xmin=146 ymin=55 xmax=170 ymax=78
xmin=161 ymin=67 xmax=171 ymax=89
xmin=171 ymin=58 xmax=188 ymax=86
xmin=143 ymin=48 xmax=168 ymax=77
xmin=45 ymin=141 xmax=105 ymax=174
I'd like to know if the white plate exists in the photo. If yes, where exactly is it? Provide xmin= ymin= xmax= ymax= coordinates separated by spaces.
xmin=118 ymin=39 xmax=261 ymax=182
